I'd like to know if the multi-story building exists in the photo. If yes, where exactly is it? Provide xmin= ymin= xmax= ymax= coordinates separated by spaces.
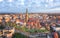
xmin=0 ymin=27 xmax=15 ymax=38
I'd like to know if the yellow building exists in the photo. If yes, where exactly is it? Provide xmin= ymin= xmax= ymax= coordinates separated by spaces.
xmin=4 ymin=15 xmax=10 ymax=22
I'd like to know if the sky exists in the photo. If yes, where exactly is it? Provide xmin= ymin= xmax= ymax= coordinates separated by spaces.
xmin=0 ymin=0 xmax=60 ymax=13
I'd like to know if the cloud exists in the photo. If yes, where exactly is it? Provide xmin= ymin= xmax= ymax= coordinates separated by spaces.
xmin=40 ymin=7 xmax=60 ymax=13
xmin=0 ymin=0 xmax=60 ymax=13
xmin=46 ymin=0 xmax=49 ymax=2
xmin=54 ymin=2 xmax=60 ymax=6
xmin=50 ymin=7 xmax=60 ymax=10
xmin=45 ymin=4 xmax=48 ymax=7
xmin=50 ymin=0 xmax=53 ymax=2
xmin=8 ymin=0 xmax=14 ymax=2
xmin=18 ymin=0 xmax=24 ymax=5
xmin=29 ymin=0 xmax=41 ymax=8
xmin=20 ymin=2 xmax=24 ymax=5
xmin=0 ymin=0 xmax=3 ymax=2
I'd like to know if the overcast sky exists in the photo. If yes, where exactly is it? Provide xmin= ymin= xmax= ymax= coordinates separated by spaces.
xmin=0 ymin=0 xmax=60 ymax=13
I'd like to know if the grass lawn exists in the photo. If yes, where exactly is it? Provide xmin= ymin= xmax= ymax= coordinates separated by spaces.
xmin=12 ymin=33 xmax=29 ymax=38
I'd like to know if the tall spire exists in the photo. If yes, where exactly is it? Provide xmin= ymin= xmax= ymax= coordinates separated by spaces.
xmin=26 ymin=8 xmax=28 ymax=14
xmin=25 ymin=8 xmax=28 ymax=22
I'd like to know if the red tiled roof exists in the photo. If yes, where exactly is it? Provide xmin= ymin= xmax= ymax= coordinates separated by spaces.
xmin=20 ymin=20 xmax=23 ymax=22
xmin=27 ymin=22 xmax=31 ymax=25
xmin=29 ymin=18 xmax=34 ymax=20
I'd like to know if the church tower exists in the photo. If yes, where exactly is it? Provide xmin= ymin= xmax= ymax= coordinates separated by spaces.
xmin=25 ymin=8 xmax=28 ymax=22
